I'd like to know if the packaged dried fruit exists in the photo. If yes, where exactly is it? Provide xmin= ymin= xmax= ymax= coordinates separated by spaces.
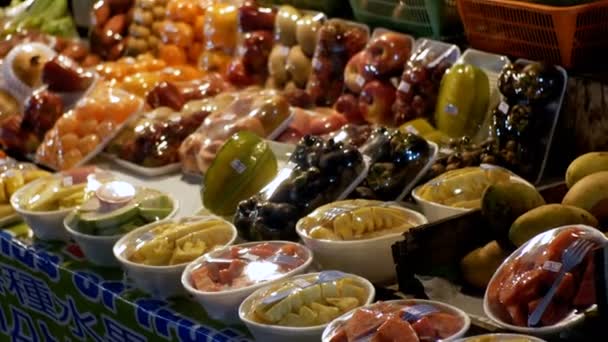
xmin=96 ymin=54 xmax=167 ymax=82
xmin=486 ymin=226 xmax=606 ymax=329
xmin=90 ymin=0 xmax=134 ymax=61
xmin=234 ymin=135 xmax=368 ymax=241
xmin=35 ymin=82 xmax=143 ymax=170
xmin=178 ymin=89 xmax=293 ymax=174
xmin=116 ymin=64 xmax=205 ymax=97
xmin=393 ymin=39 xmax=460 ymax=126
xmin=156 ymin=0 xmax=207 ymax=65
xmin=306 ymin=19 xmax=369 ymax=107
xmin=125 ymin=0 xmax=167 ymax=57
xmin=204 ymin=2 xmax=240 ymax=53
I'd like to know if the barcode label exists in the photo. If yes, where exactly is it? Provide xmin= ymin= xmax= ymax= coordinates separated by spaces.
xmin=498 ymin=101 xmax=509 ymax=114
xmin=543 ymin=260 xmax=562 ymax=273
xmin=398 ymin=81 xmax=411 ymax=93
xmin=445 ymin=104 xmax=458 ymax=115
xmin=230 ymin=159 xmax=247 ymax=174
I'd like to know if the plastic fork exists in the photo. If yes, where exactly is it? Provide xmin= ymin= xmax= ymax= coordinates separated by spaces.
xmin=528 ymin=238 xmax=595 ymax=327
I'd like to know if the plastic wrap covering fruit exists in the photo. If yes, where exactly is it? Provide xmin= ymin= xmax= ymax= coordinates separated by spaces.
xmin=491 ymin=62 xmax=565 ymax=183
xmin=324 ymin=300 xmax=466 ymax=342
xmin=306 ymin=19 xmax=369 ymax=107
xmin=277 ymin=107 xmax=347 ymax=144
xmin=487 ymin=227 xmax=604 ymax=328
xmin=323 ymin=124 xmax=374 ymax=149
xmin=155 ymin=0 xmax=209 ymax=66
xmin=114 ymin=63 xmax=205 ymax=97
xmin=144 ymin=75 xmax=231 ymax=110
xmin=1 ymin=0 xmax=77 ymax=38
xmin=200 ymin=2 xmax=241 ymax=74
xmin=234 ymin=136 xmax=366 ymax=241
xmin=178 ymin=89 xmax=292 ymax=175
xmin=226 ymin=1 xmax=276 ymax=87
xmin=337 ymin=29 xmax=413 ymax=126
xmin=65 ymin=180 xmax=174 ymax=237
xmin=244 ymin=272 xmax=369 ymax=327
xmin=353 ymin=128 xmax=434 ymax=201
xmin=393 ymin=40 xmax=460 ymax=126
xmin=434 ymin=63 xmax=490 ymax=138
xmin=90 ymin=0 xmax=134 ymax=61
xmin=190 ymin=241 xmax=308 ymax=292
xmin=0 ymin=54 xmax=97 ymax=157
xmin=298 ymin=200 xmax=420 ymax=241
xmin=125 ymin=217 xmax=235 ymax=266
xmin=203 ymin=131 xmax=278 ymax=216
xmin=12 ymin=166 xmax=115 ymax=212
xmin=414 ymin=165 xmax=527 ymax=210
xmin=35 ymin=82 xmax=142 ymax=171
xmin=0 ymin=163 xmax=50 ymax=222
xmin=95 ymin=54 xmax=166 ymax=82
xmin=124 ymin=0 xmax=166 ymax=57
xmin=267 ymin=6 xmax=325 ymax=92
xmin=106 ymin=103 xmax=206 ymax=169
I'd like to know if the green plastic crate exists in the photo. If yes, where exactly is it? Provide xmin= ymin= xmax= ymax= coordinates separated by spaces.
xmin=258 ymin=0 xmax=345 ymax=14
xmin=349 ymin=0 xmax=463 ymax=39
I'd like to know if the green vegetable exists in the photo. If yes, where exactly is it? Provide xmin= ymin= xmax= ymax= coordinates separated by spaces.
xmin=435 ymin=64 xmax=490 ymax=138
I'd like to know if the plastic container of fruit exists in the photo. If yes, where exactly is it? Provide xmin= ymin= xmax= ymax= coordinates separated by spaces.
xmin=182 ymin=241 xmax=313 ymax=323
xmin=0 ymin=163 xmax=50 ymax=227
xmin=296 ymin=200 xmax=427 ymax=283
xmin=10 ymin=167 xmax=115 ymax=241
xmin=178 ymin=89 xmax=294 ymax=175
xmin=239 ymin=271 xmax=375 ymax=342
xmin=412 ymin=164 xmax=534 ymax=222
xmin=35 ymin=83 xmax=144 ymax=171
xmin=233 ymin=135 xmax=371 ymax=242
xmin=64 ymin=182 xmax=178 ymax=267
xmin=113 ymin=216 xmax=238 ymax=298
xmin=484 ymin=225 xmax=607 ymax=336
xmin=322 ymin=299 xmax=470 ymax=342
xmin=2 ymin=42 xmax=57 ymax=103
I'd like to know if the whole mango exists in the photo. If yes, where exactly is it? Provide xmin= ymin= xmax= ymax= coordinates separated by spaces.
xmin=562 ymin=171 xmax=608 ymax=223
xmin=565 ymin=152 xmax=608 ymax=189
xmin=509 ymin=204 xmax=598 ymax=246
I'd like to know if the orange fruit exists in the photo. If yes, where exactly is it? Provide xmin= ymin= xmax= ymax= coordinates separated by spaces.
xmin=158 ymin=44 xmax=187 ymax=66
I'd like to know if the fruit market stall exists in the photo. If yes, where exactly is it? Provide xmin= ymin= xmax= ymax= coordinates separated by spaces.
xmin=0 ymin=0 xmax=607 ymax=341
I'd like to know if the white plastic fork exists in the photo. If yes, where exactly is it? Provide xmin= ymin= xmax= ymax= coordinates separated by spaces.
xmin=527 ymin=238 xmax=595 ymax=327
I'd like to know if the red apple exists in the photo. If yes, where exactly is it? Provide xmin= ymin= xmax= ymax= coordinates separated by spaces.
xmin=344 ymin=51 xmax=373 ymax=94
xmin=365 ymin=32 xmax=412 ymax=77
xmin=359 ymin=80 xmax=396 ymax=125
xmin=334 ymin=94 xmax=365 ymax=124
xmin=239 ymin=2 xmax=276 ymax=32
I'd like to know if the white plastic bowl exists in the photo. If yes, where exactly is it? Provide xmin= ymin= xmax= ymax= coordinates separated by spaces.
xmin=239 ymin=272 xmax=375 ymax=342
xmin=181 ymin=241 xmax=313 ymax=323
xmin=11 ymin=177 xmax=73 ymax=241
xmin=484 ymin=225 xmax=608 ymax=336
xmin=454 ymin=333 xmax=546 ymax=342
xmin=296 ymin=204 xmax=427 ymax=284
xmin=64 ymin=194 xmax=179 ymax=267
xmin=322 ymin=299 xmax=471 ymax=342
xmin=113 ymin=216 xmax=237 ymax=299
xmin=412 ymin=164 xmax=535 ymax=222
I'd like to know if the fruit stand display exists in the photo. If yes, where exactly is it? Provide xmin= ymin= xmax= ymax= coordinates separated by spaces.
xmin=0 ymin=0 xmax=607 ymax=341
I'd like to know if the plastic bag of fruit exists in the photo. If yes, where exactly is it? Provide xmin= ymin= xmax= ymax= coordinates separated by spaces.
xmin=336 ymin=28 xmax=414 ymax=126
xmin=234 ymin=135 xmax=369 ymax=241
xmin=90 ymin=0 xmax=134 ymax=61
xmin=106 ymin=95 xmax=225 ymax=170
xmin=393 ymin=39 xmax=460 ymax=126
xmin=200 ymin=1 xmax=242 ymax=73
xmin=276 ymin=107 xmax=347 ymax=144
xmin=124 ymin=0 xmax=167 ymax=57
xmin=179 ymin=88 xmax=293 ymax=174
xmin=267 ymin=6 xmax=325 ymax=91
xmin=306 ymin=19 xmax=369 ymax=107
xmin=226 ymin=1 xmax=276 ymax=87
xmin=35 ymin=82 xmax=143 ymax=171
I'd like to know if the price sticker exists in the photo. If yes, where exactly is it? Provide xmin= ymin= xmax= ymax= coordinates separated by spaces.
xmin=498 ymin=101 xmax=510 ymax=114
xmin=63 ymin=176 xmax=73 ymax=187
xmin=230 ymin=159 xmax=247 ymax=174
xmin=355 ymin=75 xmax=366 ymax=88
xmin=445 ymin=104 xmax=458 ymax=115
xmin=404 ymin=125 xmax=419 ymax=135
xmin=398 ymin=81 xmax=411 ymax=93
xmin=543 ymin=260 xmax=562 ymax=273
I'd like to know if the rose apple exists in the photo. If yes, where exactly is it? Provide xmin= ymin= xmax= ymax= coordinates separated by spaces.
xmin=359 ymin=80 xmax=397 ymax=125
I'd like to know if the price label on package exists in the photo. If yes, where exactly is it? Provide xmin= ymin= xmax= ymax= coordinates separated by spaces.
xmin=498 ymin=101 xmax=509 ymax=114
xmin=230 ymin=159 xmax=247 ymax=174
xmin=398 ymin=81 xmax=411 ymax=93
xmin=63 ymin=176 xmax=73 ymax=187
xmin=542 ymin=260 xmax=562 ymax=273
xmin=445 ymin=104 xmax=458 ymax=116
